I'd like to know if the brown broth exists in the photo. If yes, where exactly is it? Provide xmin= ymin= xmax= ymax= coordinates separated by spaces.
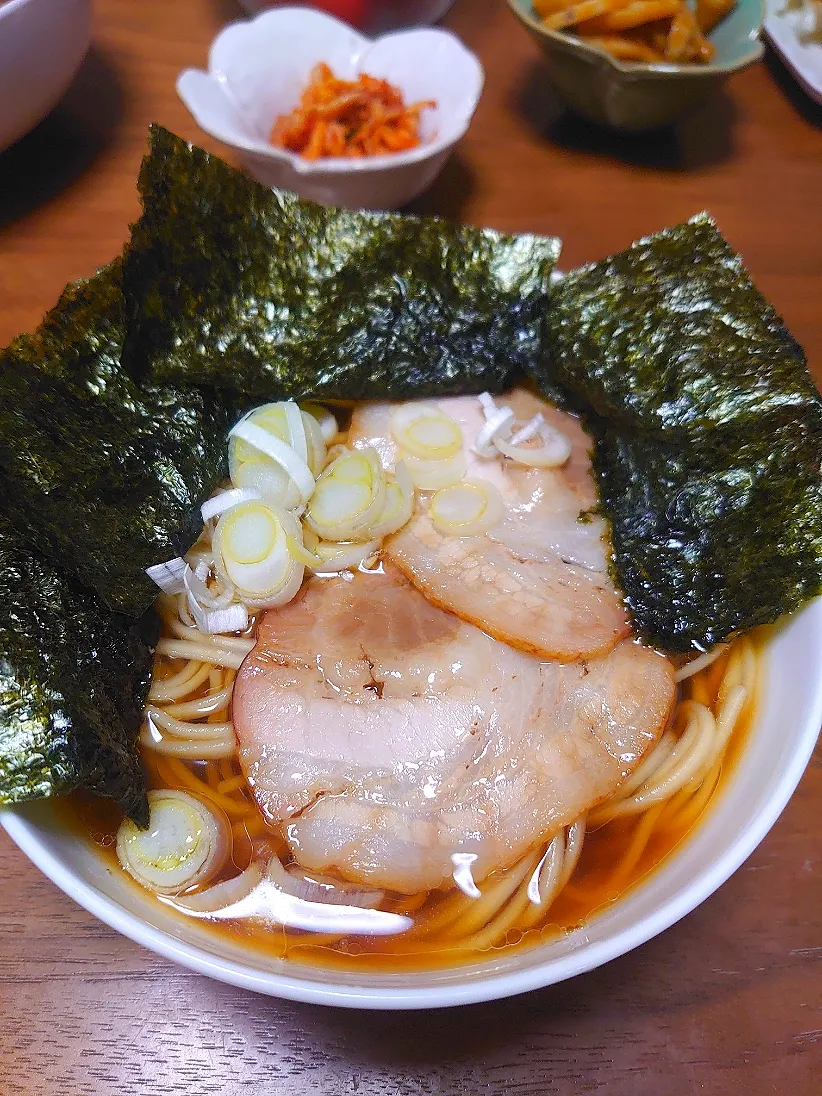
xmin=59 ymin=634 xmax=760 ymax=974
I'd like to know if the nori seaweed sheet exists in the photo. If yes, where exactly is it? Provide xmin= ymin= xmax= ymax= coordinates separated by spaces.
xmin=540 ymin=215 xmax=822 ymax=652
xmin=592 ymin=412 xmax=822 ymax=651
xmin=542 ymin=214 xmax=816 ymax=438
xmin=0 ymin=258 xmax=234 ymax=618
xmin=0 ymin=515 xmax=154 ymax=824
xmin=122 ymin=126 xmax=561 ymax=404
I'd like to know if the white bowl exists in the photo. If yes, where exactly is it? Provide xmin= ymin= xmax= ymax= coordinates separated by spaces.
xmin=236 ymin=1 xmax=456 ymax=32
xmin=176 ymin=6 xmax=484 ymax=210
xmin=0 ymin=0 xmax=92 ymax=154
xmin=3 ymin=599 xmax=821 ymax=1009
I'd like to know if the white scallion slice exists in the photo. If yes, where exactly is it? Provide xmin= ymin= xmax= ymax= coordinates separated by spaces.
xmin=116 ymin=790 xmax=229 ymax=895
xmin=509 ymin=413 xmax=544 ymax=446
xmin=494 ymin=424 xmax=572 ymax=468
xmin=368 ymin=464 xmax=415 ymax=539
xmin=403 ymin=450 xmax=467 ymax=491
xmin=183 ymin=564 xmax=235 ymax=610
xmin=168 ymin=856 xmax=412 ymax=935
xmin=473 ymin=407 xmax=515 ymax=458
xmin=145 ymin=557 xmax=187 ymax=595
xmin=284 ymin=399 xmax=308 ymax=466
xmin=230 ymin=403 xmax=289 ymax=465
xmin=301 ymin=409 xmax=328 ymax=474
xmin=300 ymin=402 xmax=338 ymax=443
xmin=201 ymin=487 xmax=263 ymax=523
xmin=391 ymin=403 xmax=463 ymax=461
xmin=478 ymin=392 xmax=498 ymax=418
xmin=230 ymin=421 xmax=315 ymax=505
xmin=198 ymin=602 xmax=249 ymax=636
xmin=305 ymin=447 xmax=386 ymax=542
xmin=213 ymin=501 xmax=305 ymax=608
xmin=287 ymin=535 xmax=380 ymax=573
xmin=429 ymin=477 xmax=505 ymax=537
xmin=165 ymin=861 xmax=265 ymax=915
xmin=232 ymin=456 xmax=300 ymax=511
xmin=229 ymin=403 xmax=302 ymax=510
xmin=451 ymin=852 xmax=482 ymax=899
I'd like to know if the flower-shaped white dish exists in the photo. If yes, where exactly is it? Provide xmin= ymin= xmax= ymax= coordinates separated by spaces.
xmin=176 ymin=6 xmax=484 ymax=210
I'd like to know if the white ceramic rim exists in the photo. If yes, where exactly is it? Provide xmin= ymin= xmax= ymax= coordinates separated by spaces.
xmin=176 ymin=7 xmax=485 ymax=177
xmin=764 ymin=0 xmax=822 ymax=106
xmin=3 ymin=601 xmax=822 ymax=1009
xmin=0 ymin=0 xmax=43 ymax=19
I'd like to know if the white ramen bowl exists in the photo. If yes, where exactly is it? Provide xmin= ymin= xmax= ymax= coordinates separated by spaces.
xmin=175 ymin=6 xmax=484 ymax=210
xmin=0 ymin=0 xmax=92 ymax=153
xmin=2 ymin=598 xmax=821 ymax=1009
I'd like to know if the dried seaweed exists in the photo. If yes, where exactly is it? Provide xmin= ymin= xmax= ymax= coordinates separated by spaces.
xmin=0 ymin=259 xmax=234 ymax=617
xmin=540 ymin=215 xmax=822 ymax=652
xmin=0 ymin=515 xmax=154 ymax=823
xmin=542 ymin=213 xmax=816 ymax=438
xmin=122 ymin=126 xmax=560 ymax=404
xmin=592 ymin=411 xmax=822 ymax=651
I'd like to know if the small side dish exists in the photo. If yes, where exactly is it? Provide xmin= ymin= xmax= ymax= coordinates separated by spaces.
xmin=765 ymin=0 xmax=822 ymax=105
xmin=507 ymin=0 xmax=764 ymax=131
xmin=532 ymin=0 xmax=737 ymax=63
xmin=176 ymin=6 xmax=483 ymax=209
xmin=271 ymin=63 xmax=436 ymax=159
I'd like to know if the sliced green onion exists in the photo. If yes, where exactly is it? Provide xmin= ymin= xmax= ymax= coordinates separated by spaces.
xmin=230 ymin=403 xmax=291 ymax=472
xmin=473 ymin=407 xmax=515 ymax=458
xmin=146 ymin=557 xmax=187 ymax=595
xmin=230 ymin=421 xmax=315 ymax=505
xmin=474 ymin=395 xmax=572 ymax=469
xmin=403 ymin=450 xmax=467 ymax=491
xmin=213 ymin=501 xmax=305 ymax=607
xmin=233 ymin=456 xmax=299 ymax=510
xmin=429 ymin=477 xmax=505 ymax=536
xmin=286 ymin=535 xmax=324 ymax=569
xmin=116 ymin=790 xmax=230 ymax=895
xmin=287 ymin=535 xmax=380 ymax=573
xmin=183 ymin=564 xmax=235 ymax=610
xmin=165 ymin=861 xmax=265 ymax=914
xmin=494 ymin=424 xmax=572 ymax=468
xmin=301 ymin=409 xmax=328 ymax=474
xmin=305 ymin=446 xmax=387 ymax=542
xmin=368 ymin=463 xmax=415 ymax=539
xmin=201 ymin=487 xmax=262 ymax=523
xmin=300 ymin=402 xmax=339 ymax=443
xmin=183 ymin=566 xmax=249 ymax=635
xmin=284 ymin=399 xmax=308 ymax=466
xmin=391 ymin=403 xmax=463 ymax=461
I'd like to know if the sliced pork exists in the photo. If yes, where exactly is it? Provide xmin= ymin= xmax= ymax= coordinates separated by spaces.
xmin=233 ymin=564 xmax=675 ymax=895
xmin=348 ymin=389 xmax=630 ymax=662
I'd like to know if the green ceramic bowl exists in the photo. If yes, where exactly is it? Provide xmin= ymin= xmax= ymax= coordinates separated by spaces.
xmin=507 ymin=0 xmax=764 ymax=131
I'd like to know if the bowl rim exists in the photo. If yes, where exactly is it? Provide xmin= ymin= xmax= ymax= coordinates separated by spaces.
xmin=3 ymin=598 xmax=822 ymax=1010
xmin=176 ymin=7 xmax=485 ymax=177
xmin=0 ymin=0 xmax=44 ymax=19
xmin=506 ymin=0 xmax=766 ymax=77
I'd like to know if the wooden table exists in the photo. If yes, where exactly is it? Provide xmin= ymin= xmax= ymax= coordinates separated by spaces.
xmin=1 ymin=1 xmax=821 ymax=1092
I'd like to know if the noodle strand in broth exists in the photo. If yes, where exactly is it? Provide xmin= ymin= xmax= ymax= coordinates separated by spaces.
xmin=124 ymin=608 xmax=759 ymax=969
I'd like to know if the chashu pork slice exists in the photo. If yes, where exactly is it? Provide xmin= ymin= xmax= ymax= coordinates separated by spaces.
xmin=347 ymin=389 xmax=630 ymax=662
xmin=233 ymin=564 xmax=675 ymax=895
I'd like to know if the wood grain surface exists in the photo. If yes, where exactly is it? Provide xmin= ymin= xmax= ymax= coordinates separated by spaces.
xmin=1 ymin=1 xmax=821 ymax=1093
